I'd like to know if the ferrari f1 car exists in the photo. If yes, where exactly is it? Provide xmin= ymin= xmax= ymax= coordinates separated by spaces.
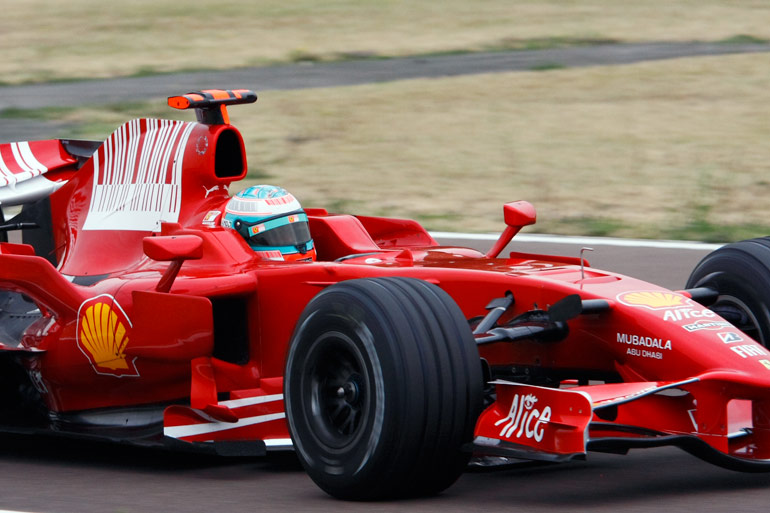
xmin=2 ymin=89 xmax=770 ymax=500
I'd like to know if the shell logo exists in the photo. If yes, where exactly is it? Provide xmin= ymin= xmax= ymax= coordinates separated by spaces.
xmin=617 ymin=291 xmax=691 ymax=311
xmin=76 ymin=295 xmax=139 ymax=377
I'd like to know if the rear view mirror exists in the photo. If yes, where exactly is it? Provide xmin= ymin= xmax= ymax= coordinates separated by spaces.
xmin=143 ymin=235 xmax=203 ymax=262
xmin=143 ymin=235 xmax=204 ymax=292
xmin=486 ymin=201 xmax=537 ymax=258
xmin=503 ymin=201 xmax=537 ymax=229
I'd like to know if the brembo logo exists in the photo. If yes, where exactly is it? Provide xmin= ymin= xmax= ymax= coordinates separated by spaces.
xmin=495 ymin=393 xmax=552 ymax=442
xmin=617 ymin=291 xmax=690 ymax=310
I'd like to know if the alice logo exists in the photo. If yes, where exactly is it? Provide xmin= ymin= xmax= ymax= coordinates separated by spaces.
xmin=495 ymin=393 xmax=552 ymax=441
xmin=76 ymin=295 xmax=139 ymax=377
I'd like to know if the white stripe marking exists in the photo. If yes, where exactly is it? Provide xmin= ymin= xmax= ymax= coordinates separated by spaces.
xmin=18 ymin=142 xmax=48 ymax=174
xmin=83 ymin=119 xmax=193 ymax=231
xmin=219 ymin=393 xmax=283 ymax=409
xmin=429 ymin=232 xmax=724 ymax=251
xmin=264 ymin=438 xmax=293 ymax=448
xmin=10 ymin=143 xmax=35 ymax=175
xmin=0 ymin=150 xmax=15 ymax=186
xmin=164 ymin=412 xmax=286 ymax=438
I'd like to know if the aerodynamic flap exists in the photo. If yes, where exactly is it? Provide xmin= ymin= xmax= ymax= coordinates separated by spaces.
xmin=0 ymin=140 xmax=80 ymax=206
xmin=475 ymin=381 xmax=592 ymax=459
xmin=128 ymin=290 xmax=214 ymax=361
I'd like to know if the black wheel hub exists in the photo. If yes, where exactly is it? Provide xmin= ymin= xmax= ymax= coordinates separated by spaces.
xmin=335 ymin=373 xmax=363 ymax=406
xmin=306 ymin=333 xmax=369 ymax=447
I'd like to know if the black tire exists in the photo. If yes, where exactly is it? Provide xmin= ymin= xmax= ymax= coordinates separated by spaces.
xmin=284 ymin=277 xmax=483 ymax=500
xmin=686 ymin=237 xmax=770 ymax=346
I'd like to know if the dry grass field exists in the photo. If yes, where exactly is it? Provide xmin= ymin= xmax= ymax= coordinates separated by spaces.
xmin=1 ymin=0 xmax=769 ymax=84
xmin=2 ymin=1 xmax=769 ymax=239
xmin=31 ymin=52 xmax=770 ymax=240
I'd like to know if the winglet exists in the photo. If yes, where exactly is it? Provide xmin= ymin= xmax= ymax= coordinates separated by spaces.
xmin=168 ymin=89 xmax=258 ymax=125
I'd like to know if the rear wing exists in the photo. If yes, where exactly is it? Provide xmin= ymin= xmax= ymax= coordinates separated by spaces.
xmin=0 ymin=139 xmax=100 ymax=207
xmin=0 ymin=139 xmax=100 ymax=258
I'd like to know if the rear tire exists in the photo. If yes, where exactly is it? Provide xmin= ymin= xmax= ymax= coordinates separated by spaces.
xmin=686 ymin=237 xmax=770 ymax=346
xmin=284 ymin=277 xmax=483 ymax=500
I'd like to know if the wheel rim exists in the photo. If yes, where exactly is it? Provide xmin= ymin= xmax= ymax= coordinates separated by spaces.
xmin=711 ymin=294 xmax=765 ymax=345
xmin=304 ymin=331 xmax=369 ymax=449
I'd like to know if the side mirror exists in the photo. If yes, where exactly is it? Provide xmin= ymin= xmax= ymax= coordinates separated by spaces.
xmin=503 ymin=201 xmax=537 ymax=229
xmin=486 ymin=201 xmax=537 ymax=259
xmin=143 ymin=235 xmax=203 ymax=261
xmin=143 ymin=235 xmax=203 ymax=292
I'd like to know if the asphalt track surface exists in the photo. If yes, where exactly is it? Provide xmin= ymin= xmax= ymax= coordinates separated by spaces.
xmin=4 ymin=237 xmax=770 ymax=513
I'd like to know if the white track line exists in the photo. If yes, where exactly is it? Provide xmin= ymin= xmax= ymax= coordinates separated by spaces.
xmin=429 ymin=232 xmax=724 ymax=251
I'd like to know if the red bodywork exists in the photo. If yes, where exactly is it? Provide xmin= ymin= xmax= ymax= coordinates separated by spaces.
xmin=1 ymin=93 xmax=770 ymax=467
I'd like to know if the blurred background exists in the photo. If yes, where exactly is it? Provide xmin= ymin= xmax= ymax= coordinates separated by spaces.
xmin=1 ymin=0 xmax=769 ymax=241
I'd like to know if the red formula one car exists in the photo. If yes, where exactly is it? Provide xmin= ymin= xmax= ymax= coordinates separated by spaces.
xmin=2 ymin=89 xmax=770 ymax=500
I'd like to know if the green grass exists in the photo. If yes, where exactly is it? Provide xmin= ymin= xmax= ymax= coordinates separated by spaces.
xmin=549 ymin=213 xmax=770 ymax=243
xmin=719 ymin=35 xmax=770 ymax=45
xmin=658 ymin=203 xmax=770 ymax=242
xmin=529 ymin=63 xmax=567 ymax=71
xmin=555 ymin=217 xmax=630 ymax=237
xmin=662 ymin=220 xmax=769 ymax=243
xmin=490 ymin=36 xmax=620 ymax=52
xmin=0 ymin=107 xmax=75 ymax=120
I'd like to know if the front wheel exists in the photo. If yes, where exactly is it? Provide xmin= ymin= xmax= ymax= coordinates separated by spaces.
xmin=686 ymin=237 xmax=770 ymax=346
xmin=284 ymin=277 xmax=483 ymax=500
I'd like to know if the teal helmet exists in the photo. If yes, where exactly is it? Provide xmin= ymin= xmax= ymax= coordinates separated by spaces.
xmin=222 ymin=185 xmax=315 ymax=262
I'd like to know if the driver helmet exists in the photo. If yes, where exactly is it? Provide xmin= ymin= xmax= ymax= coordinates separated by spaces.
xmin=222 ymin=185 xmax=316 ymax=262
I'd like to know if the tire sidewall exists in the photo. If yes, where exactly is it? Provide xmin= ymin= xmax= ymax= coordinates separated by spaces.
xmin=687 ymin=247 xmax=770 ymax=346
xmin=284 ymin=290 xmax=397 ymax=492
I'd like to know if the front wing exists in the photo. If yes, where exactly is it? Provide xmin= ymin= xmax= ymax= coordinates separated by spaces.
xmin=474 ymin=377 xmax=770 ymax=470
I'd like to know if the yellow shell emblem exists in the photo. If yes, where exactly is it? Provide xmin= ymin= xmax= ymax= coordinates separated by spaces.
xmin=618 ymin=291 xmax=688 ymax=310
xmin=77 ymin=296 xmax=138 ymax=377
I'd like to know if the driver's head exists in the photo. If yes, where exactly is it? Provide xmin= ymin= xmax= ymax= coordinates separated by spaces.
xmin=222 ymin=185 xmax=316 ymax=262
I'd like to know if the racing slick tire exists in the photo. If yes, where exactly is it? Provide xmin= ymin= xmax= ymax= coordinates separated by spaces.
xmin=686 ymin=237 xmax=770 ymax=346
xmin=284 ymin=277 xmax=483 ymax=500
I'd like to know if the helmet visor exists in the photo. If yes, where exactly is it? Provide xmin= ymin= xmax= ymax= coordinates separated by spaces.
xmin=236 ymin=211 xmax=313 ymax=253
xmin=249 ymin=220 xmax=312 ymax=248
